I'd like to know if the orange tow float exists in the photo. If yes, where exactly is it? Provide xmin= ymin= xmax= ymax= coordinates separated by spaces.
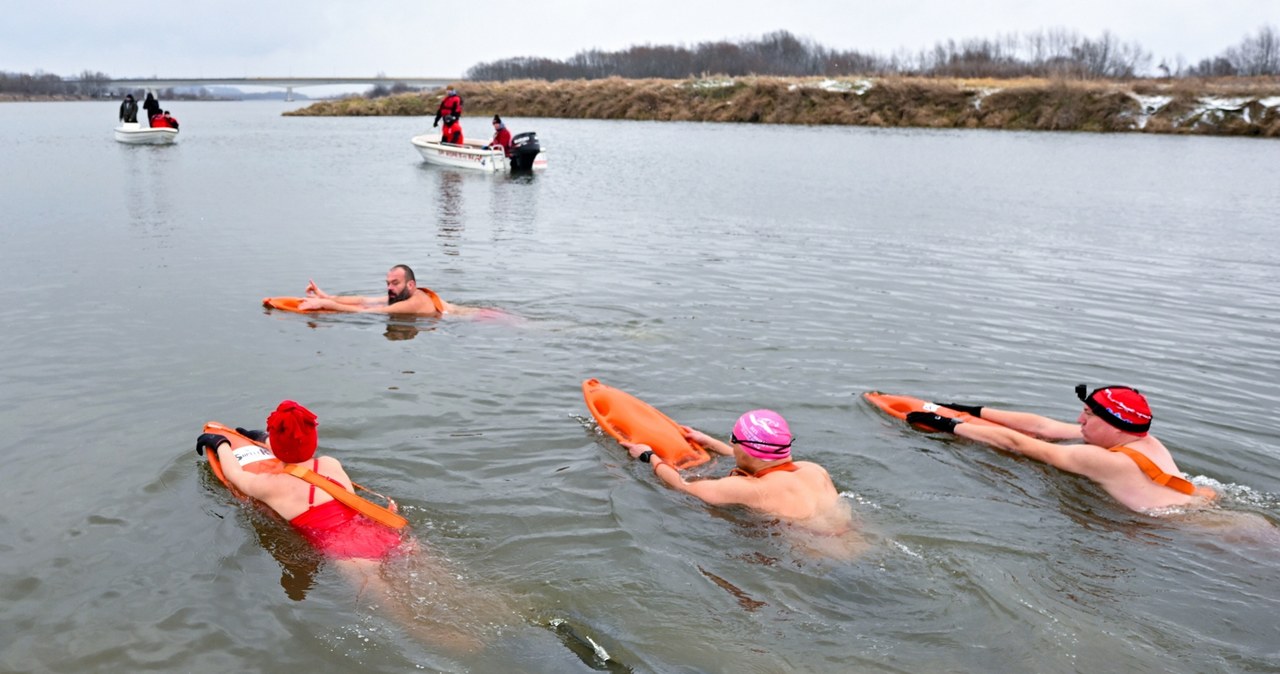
xmin=863 ymin=392 xmax=1000 ymax=429
xmin=582 ymin=379 xmax=710 ymax=469
xmin=260 ymin=297 xmax=324 ymax=313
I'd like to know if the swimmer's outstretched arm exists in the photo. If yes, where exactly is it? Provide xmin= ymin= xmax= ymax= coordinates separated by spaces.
xmin=979 ymin=407 xmax=1082 ymax=441
xmin=623 ymin=441 xmax=760 ymax=508
xmin=682 ymin=426 xmax=733 ymax=455
xmin=298 ymin=298 xmax=397 ymax=313
xmin=955 ymin=422 xmax=1113 ymax=480
xmin=911 ymin=413 xmax=1106 ymax=480
xmin=305 ymin=279 xmax=383 ymax=306
xmin=937 ymin=401 xmax=1081 ymax=441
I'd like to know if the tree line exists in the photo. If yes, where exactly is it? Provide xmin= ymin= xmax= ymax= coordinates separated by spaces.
xmin=3 ymin=25 xmax=1276 ymax=96
xmin=0 ymin=70 xmax=113 ymax=96
xmin=466 ymin=25 xmax=1279 ymax=81
xmin=0 ymin=70 xmax=200 ymax=98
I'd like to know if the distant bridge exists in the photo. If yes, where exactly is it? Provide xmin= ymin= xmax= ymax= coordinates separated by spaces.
xmin=107 ymin=76 xmax=457 ymax=101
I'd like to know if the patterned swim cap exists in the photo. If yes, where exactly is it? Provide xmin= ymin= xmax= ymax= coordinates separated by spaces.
xmin=1076 ymin=384 xmax=1152 ymax=436
xmin=731 ymin=409 xmax=793 ymax=460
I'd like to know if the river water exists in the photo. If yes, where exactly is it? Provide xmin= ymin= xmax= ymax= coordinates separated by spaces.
xmin=1 ymin=101 xmax=1278 ymax=672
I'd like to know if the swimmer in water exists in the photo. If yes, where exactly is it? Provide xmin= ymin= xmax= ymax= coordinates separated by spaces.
xmin=906 ymin=384 xmax=1217 ymax=513
xmin=197 ymin=401 xmax=485 ymax=652
xmin=623 ymin=410 xmax=863 ymax=555
xmin=299 ymin=264 xmax=484 ymax=317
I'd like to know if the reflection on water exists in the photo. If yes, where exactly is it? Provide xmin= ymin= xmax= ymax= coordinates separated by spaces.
xmin=383 ymin=321 xmax=429 ymax=341
xmin=123 ymin=143 xmax=177 ymax=244
xmin=432 ymin=170 xmax=464 ymax=255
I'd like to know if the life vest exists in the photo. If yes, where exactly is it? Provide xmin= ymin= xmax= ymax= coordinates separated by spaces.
xmin=730 ymin=461 xmax=799 ymax=478
xmin=417 ymin=287 xmax=446 ymax=313
xmin=1107 ymin=444 xmax=1213 ymax=498
xmin=440 ymin=93 xmax=462 ymax=117
xmin=441 ymin=121 xmax=463 ymax=144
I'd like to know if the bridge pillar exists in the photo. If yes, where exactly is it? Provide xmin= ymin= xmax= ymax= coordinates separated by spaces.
xmin=285 ymin=86 xmax=294 ymax=102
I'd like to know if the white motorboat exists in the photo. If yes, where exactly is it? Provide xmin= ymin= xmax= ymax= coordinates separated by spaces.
xmin=410 ymin=132 xmax=546 ymax=172
xmin=114 ymin=122 xmax=178 ymax=145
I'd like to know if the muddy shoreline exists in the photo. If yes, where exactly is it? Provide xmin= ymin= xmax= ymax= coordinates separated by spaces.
xmin=285 ymin=76 xmax=1280 ymax=137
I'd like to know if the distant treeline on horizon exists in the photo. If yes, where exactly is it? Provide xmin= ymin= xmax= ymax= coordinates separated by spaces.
xmin=3 ymin=24 xmax=1277 ymax=98
xmin=466 ymin=26 xmax=1280 ymax=81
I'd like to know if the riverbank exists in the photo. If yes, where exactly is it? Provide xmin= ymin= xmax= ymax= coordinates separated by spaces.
xmin=285 ymin=76 xmax=1280 ymax=137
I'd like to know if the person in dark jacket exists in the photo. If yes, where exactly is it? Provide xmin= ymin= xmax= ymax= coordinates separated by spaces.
xmin=432 ymin=85 xmax=462 ymax=127
xmin=142 ymin=92 xmax=161 ymax=127
xmin=483 ymin=115 xmax=513 ymax=157
xmin=440 ymin=115 xmax=464 ymax=145
xmin=119 ymin=94 xmax=138 ymax=123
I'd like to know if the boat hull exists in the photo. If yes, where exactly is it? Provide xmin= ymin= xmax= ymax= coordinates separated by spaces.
xmin=410 ymin=135 xmax=546 ymax=172
xmin=114 ymin=123 xmax=178 ymax=145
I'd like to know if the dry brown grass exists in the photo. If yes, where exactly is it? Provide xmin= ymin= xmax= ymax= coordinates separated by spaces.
xmin=284 ymin=75 xmax=1280 ymax=137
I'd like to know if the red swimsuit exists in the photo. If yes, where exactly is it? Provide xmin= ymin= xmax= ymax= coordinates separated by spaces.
xmin=289 ymin=460 xmax=404 ymax=560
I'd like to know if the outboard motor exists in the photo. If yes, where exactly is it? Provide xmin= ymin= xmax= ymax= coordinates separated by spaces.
xmin=509 ymin=131 xmax=541 ymax=172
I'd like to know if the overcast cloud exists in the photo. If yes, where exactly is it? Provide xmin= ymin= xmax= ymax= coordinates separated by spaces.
xmin=3 ymin=0 xmax=1273 ymax=78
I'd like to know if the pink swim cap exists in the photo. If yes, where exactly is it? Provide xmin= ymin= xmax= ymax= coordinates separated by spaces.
xmin=731 ymin=409 xmax=793 ymax=460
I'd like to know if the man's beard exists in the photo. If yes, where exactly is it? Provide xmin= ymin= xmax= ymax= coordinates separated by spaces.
xmin=389 ymin=287 xmax=413 ymax=304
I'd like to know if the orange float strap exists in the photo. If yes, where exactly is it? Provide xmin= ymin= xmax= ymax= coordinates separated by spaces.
xmin=418 ymin=287 xmax=446 ymax=313
xmin=863 ymin=392 xmax=1001 ymax=428
xmin=201 ymin=421 xmax=407 ymax=529
xmin=1106 ymin=445 xmax=1198 ymax=496
xmin=582 ymin=378 xmax=710 ymax=470
xmin=730 ymin=461 xmax=799 ymax=478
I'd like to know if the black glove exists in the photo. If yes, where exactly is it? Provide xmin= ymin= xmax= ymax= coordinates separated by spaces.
xmin=934 ymin=402 xmax=983 ymax=418
xmin=432 ymin=114 xmax=441 ymax=127
xmin=906 ymin=412 xmax=961 ymax=434
xmin=196 ymin=433 xmax=229 ymax=457
xmin=235 ymin=427 xmax=269 ymax=443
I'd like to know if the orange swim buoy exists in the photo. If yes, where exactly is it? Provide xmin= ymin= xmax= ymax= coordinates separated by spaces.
xmin=262 ymin=297 xmax=329 ymax=313
xmin=582 ymin=379 xmax=710 ymax=469
xmin=863 ymin=392 xmax=1000 ymax=429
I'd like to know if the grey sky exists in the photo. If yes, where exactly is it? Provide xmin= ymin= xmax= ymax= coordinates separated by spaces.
xmin=4 ymin=0 xmax=1273 ymax=78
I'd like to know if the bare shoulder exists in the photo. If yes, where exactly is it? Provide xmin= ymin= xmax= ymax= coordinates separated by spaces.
xmin=314 ymin=455 xmax=351 ymax=480
xmin=1054 ymin=442 xmax=1131 ymax=478
xmin=794 ymin=461 xmax=834 ymax=482
xmin=397 ymin=293 xmax=443 ymax=316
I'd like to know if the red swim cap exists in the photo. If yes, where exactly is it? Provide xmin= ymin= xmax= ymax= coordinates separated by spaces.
xmin=1076 ymin=385 xmax=1152 ymax=436
xmin=267 ymin=400 xmax=318 ymax=463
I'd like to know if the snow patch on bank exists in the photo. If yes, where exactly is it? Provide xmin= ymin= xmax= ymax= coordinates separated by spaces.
xmin=681 ymin=78 xmax=735 ymax=89
xmin=789 ymin=78 xmax=875 ymax=95
xmin=971 ymin=87 xmax=1001 ymax=110
xmin=1128 ymin=94 xmax=1173 ymax=129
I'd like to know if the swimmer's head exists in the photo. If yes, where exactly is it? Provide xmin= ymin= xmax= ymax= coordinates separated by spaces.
xmin=731 ymin=409 xmax=793 ymax=460
xmin=1075 ymin=384 xmax=1151 ymax=436
xmin=267 ymin=400 xmax=318 ymax=463
xmin=387 ymin=264 xmax=416 ymax=304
